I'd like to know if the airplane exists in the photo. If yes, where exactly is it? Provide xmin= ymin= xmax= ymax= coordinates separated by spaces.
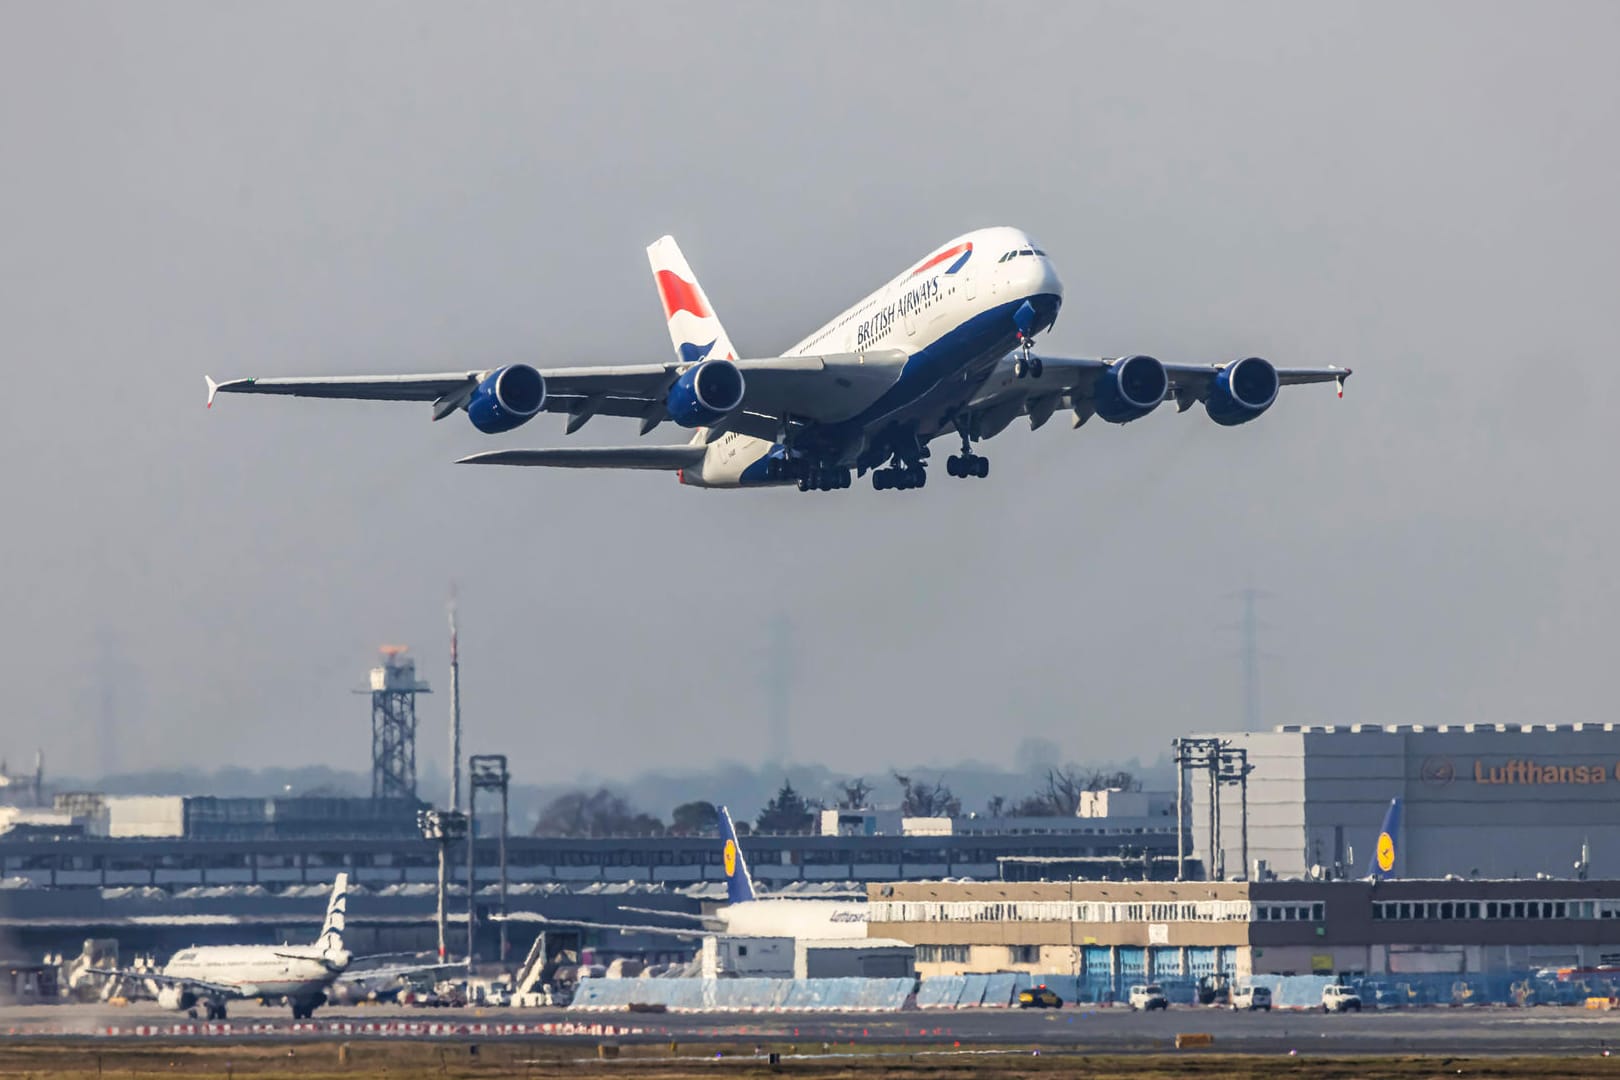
xmin=90 ymin=874 xmax=446 ymax=1020
xmin=204 ymin=226 xmax=1350 ymax=492
xmin=508 ymin=806 xmax=868 ymax=943
xmin=1368 ymin=797 xmax=1402 ymax=880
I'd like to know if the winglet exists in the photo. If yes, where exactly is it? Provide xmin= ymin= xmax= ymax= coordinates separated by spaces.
xmin=205 ymin=375 xmax=219 ymax=409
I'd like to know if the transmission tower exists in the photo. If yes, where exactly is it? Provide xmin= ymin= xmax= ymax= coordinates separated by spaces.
xmin=363 ymin=647 xmax=430 ymax=801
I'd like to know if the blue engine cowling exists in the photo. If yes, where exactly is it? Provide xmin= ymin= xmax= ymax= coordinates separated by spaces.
xmin=666 ymin=359 xmax=746 ymax=428
xmin=466 ymin=364 xmax=546 ymax=434
xmin=1205 ymin=356 xmax=1279 ymax=426
xmin=1094 ymin=354 xmax=1168 ymax=423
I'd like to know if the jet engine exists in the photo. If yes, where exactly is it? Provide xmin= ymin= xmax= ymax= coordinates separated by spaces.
xmin=1205 ymin=356 xmax=1279 ymax=426
xmin=156 ymin=985 xmax=196 ymax=1012
xmin=1094 ymin=354 xmax=1168 ymax=423
xmin=666 ymin=359 xmax=746 ymax=428
xmin=466 ymin=364 xmax=546 ymax=434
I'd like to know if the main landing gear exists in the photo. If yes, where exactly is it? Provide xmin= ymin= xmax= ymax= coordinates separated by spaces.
xmin=798 ymin=465 xmax=850 ymax=492
xmin=946 ymin=453 xmax=988 ymax=479
xmin=1012 ymin=298 xmax=1043 ymax=379
xmin=872 ymin=465 xmax=926 ymax=491
xmin=945 ymin=421 xmax=989 ymax=479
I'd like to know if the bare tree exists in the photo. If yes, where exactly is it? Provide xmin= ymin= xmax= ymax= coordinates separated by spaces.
xmin=892 ymin=771 xmax=961 ymax=817
xmin=533 ymin=788 xmax=664 ymax=837
xmin=836 ymin=777 xmax=873 ymax=810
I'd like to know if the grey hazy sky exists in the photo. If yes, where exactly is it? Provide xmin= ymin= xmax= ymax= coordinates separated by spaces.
xmin=3 ymin=2 xmax=1617 ymax=785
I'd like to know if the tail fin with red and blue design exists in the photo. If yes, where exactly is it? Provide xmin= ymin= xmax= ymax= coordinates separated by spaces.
xmin=646 ymin=236 xmax=739 ymax=368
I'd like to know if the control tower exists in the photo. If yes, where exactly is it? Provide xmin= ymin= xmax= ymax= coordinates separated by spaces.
xmin=365 ymin=647 xmax=431 ymax=801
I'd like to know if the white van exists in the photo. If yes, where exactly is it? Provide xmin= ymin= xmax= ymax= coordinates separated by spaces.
xmin=1230 ymin=984 xmax=1272 ymax=1011
xmin=1128 ymin=984 xmax=1169 ymax=1011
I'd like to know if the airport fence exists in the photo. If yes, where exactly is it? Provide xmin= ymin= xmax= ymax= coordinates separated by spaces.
xmin=568 ymin=977 xmax=916 ymax=1012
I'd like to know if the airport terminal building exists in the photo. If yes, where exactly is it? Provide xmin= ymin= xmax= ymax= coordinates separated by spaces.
xmin=1191 ymin=724 xmax=1620 ymax=881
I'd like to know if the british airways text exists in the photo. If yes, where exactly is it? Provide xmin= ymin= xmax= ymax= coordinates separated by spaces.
xmin=856 ymin=278 xmax=941 ymax=349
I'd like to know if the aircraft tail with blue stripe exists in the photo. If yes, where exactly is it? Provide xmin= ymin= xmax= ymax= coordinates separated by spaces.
xmin=717 ymin=805 xmax=757 ymax=904
xmin=1367 ymin=797 xmax=1402 ymax=879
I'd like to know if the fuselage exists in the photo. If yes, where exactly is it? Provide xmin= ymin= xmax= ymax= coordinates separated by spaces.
xmin=159 ymin=944 xmax=336 ymax=1003
xmin=715 ymin=898 xmax=869 ymax=940
xmin=682 ymin=226 xmax=1062 ymax=487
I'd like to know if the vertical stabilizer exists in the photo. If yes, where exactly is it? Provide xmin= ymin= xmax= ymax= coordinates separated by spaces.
xmin=316 ymin=872 xmax=349 ymax=954
xmin=717 ymin=806 xmax=757 ymax=904
xmin=1367 ymin=798 xmax=1402 ymax=880
xmin=646 ymin=236 xmax=739 ymax=366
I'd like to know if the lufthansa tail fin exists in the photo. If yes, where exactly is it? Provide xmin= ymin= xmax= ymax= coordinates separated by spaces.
xmin=316 ymin=872 xmax=349 ymax=954
xmin=717 ymin=805 xmax=757 ymax=904
xmin=1367 ymin=798 xmax=1402 ymax=879
xmin=646 ymin=236 xmax=739 ymax=367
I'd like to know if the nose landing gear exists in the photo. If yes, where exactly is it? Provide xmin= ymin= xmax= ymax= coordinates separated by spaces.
xmin=1012 ymin=299 xmax=1044 ymax=379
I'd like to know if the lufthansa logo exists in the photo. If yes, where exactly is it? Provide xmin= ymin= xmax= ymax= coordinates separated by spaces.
xmin=1376 ymin=831 xmax=1396 ymax=873
xmin=1421 ymin=756 xmax=1455 ymax=787
xmin=723 ymin=839 xmax=737 ymax=877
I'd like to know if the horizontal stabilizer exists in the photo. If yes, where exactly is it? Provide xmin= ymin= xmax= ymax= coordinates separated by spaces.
xmin=457 ymin=446 xmax=706 ymax=470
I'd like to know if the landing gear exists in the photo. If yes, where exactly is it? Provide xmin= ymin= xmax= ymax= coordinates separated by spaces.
xmin=945 ymin=420 xmax=989 ymax=478
xmin=201 ymin=1000 xmax=227 ymax=1021
xmin=1012 ymin=298 xmax=1043 ymax=379
xmin=795 ymin=464 xmax=850 ymax=492
xmin=872 ymin=465 xmax=926 ymax=491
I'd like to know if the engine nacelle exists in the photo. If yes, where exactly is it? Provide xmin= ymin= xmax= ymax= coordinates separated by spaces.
xmin=666 ymin=359 xmax=746 ymax=428
xmin=157 ymin=985 xmax=196 ymax=1012
xmin=1095 ymin=354 xmax=1168 ymax=423
xmin=1205 ymin=356 xmax=1279 ymax=426
xmin=466 ymin=364 xmax=545 ymax=434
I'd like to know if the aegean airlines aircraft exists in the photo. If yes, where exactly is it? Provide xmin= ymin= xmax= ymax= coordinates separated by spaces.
xmin=206 ymin=227 xmax=1349 ymax=491
xmin=91 ymin=874 xmax=444 ymax=1019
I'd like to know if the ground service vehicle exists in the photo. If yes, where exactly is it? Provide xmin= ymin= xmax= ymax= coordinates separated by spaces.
xmin=1018 ymin=985 xmax=1062 ymax=1009
xmin=1323 ymin=984 xmax=1363 ymax=1012
xmin=1129 ymin=984 xmax=1169 ymax=1011
xmin=1230 ymin=984 xmax=1272 ymax=1011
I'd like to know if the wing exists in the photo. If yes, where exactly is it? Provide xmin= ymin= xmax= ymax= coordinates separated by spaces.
xmin=339 ymin=960 xmax=459 ymax=982
xmin=84 ymin=967 xmax=245 ymax=999
xmin=495 ymin=912 xmax=707 ymax=940
xmin=457 ymin=446 xmax=706 ymax=470
xmin=205 ymin=350 xmax=909 ymax=438
xmin=963 ymin=356 xmax=1352 ymax=438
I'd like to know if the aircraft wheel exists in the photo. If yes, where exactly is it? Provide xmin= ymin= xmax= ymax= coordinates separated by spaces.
xmin=975 ymin=456 xmax=989 ymax=478
xmin=946 ymin=455 xmax=960 ymax=477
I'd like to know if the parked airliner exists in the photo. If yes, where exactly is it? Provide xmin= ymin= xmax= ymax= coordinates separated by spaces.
xmin=511 ymin=807 xmax=867 ymax=943
xmin=206 ymin=227 xmax=1349 ymax=492
xmin=91 ymin=874 xmax=443 ymax=1019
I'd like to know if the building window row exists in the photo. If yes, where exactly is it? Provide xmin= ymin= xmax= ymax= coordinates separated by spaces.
xmin=1255 ymin=903 xmax=1325 ymax=922
xmin=915 ymin=944 xmax=970 ymax=963
xmin=868 ymin=899 xmax=1252 ymax=924
xmin=1372 ymin=899 xmax=1604 ymax=921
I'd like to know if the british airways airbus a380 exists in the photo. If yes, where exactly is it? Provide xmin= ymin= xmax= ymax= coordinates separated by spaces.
xmin=206 ymin=227 xmax=1349 ymax=492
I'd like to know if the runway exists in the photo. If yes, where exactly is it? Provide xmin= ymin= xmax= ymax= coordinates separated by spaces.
xmin=6 ymin=1001 xmax=1620 ymax=1055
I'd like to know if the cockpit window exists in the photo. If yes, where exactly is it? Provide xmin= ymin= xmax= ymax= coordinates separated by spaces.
xmin=1000 ymin=248 xmax=1046 ymax=262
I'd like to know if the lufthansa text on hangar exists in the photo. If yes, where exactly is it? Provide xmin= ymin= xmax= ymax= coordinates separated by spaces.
xmin=1191 ymin=724 xmax=1620 ymax=880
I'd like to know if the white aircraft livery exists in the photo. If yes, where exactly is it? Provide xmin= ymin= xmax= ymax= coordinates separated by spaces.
xmin=206 ymin=227 xmax=1350 ymax=491
xmin=92 ymin=874 xmax=440 ymax=1019
xmin=512 ymin=807 xmax=868 ymax=943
